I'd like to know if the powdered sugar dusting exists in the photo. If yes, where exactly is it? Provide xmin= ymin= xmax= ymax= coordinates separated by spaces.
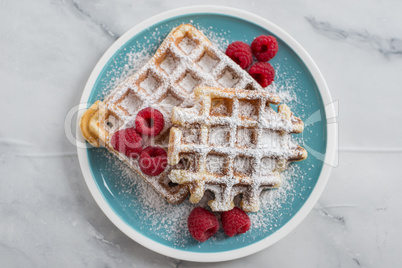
xmin=218 ymin=69 xmax=239 ymax=88
xmin=250 ymin=165 xmax=305 ymax=231
xmin=104 ymin=152 xmax=217 ymax=246
xmin=237 ymin=128 xmax=254 ymax=147
xmin=100 ymin=148 xmax=305 ymax=246
xmin=160 ymin=55 xmax=178 ymax=74
xmin=198 ymin=53 xmax=219 ymax=72
xmin=277 ymin=88 xmax=297 ymax=103
xmin=270 ymin=62 xmax=302 ymax=110
xmin=169 ymin=87 xmax=306 ymax=212
xmin=206 ymin=154 xmax=225 ymax=173
xmin=159 ymin=93 xmax=182 ymax=113
xmin=95 ymin=23 xmax=272 ymax=205
xmin=210 ymin=100 xmax=229 ymax=116
xmin=100 ymin=47 xmax=154 ymax=98
xmin=198 ymin=25 xmax=230 ymax=51
xmin=117 ymin=162 xmax=195 ymax=245
xmin=239 ymin=100 xmax=258 ymax=120
xmin=209 ymin=125 xmax=230 ymax=146
xmin=91 ymin=23 xmax=309 ymax=245
xmin=179 ymin=36 xmax=196 ymax=54
xmin=179 ymin=73 xmax=199 ymax=93
xmin=234 ymin=156 xmax=252 ymax=174
xmin=180 ymin=127 xmax=199 ymax=144
xmin=260 ymin=157 xmax=275 ymax=175
xmin=119 ymin=92 xmax=142 ymax=115
xmin=140 ymin=75 xmax=159 ymax=93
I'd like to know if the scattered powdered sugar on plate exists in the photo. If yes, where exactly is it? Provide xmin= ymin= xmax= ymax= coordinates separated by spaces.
xmin=249 ymin=165 xmax=304 ymax=231
xmin=195 ymin=24 xmax=230 ymax=51
xmin=276 ymin=84 xmax=297 ymax=103
xmin=102 ymin=149 xmax=306 ymax=246
xmin=92 ymin=24 xmax=309 ymax=246
xmin=271 ymin=62 xmax=303 ymax=108
xmin=98 ymin=44 xmax=155 ymax=99
xmin=107 ymin=152 xmax=211 ymax=246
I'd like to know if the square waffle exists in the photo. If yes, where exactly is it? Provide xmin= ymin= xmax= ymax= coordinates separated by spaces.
xmin=168 ymin=86 xmax=307 ymax=211
xmin=80 ymin=24 xmax=270 ymax=204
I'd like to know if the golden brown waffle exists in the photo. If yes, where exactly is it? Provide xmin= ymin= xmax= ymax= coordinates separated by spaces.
xmin=168 ymin=86 xmax=307 ymax=211
xmin=80 ymin=24 xmax=269 ymax=204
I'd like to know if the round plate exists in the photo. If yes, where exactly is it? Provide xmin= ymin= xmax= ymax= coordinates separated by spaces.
xmin=76 ymin=6 xmax=336 ymax=262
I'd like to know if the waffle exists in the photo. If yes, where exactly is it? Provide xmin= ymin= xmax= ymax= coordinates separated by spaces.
xmin=80 ymin=24 xmax=269 ymax=204
xmin=168 ymin=86 xmax=307 ymax=212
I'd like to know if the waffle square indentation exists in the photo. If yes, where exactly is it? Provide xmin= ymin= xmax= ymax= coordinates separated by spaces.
xmin=260 ymin=130 xmax=282 ymax=150
xmin=206 ymin=153 xmax=227 ymax=174
xmin=179 ymin=72 xmax=200 ymax=93
xmin=179 ymin=36 xmax=197 ymax=54
xmin=160 ymin=54 xmax=179 ymax=74
xmin=104 ymin=113 xmax=122 ymax=133
xmin=234 ymin=156 xmax=253 ymax=176
xmin=181 ymin=126 xmax=201 ymax=144
xmin=118 ymin=91 xmax=142 ymax=115
xmin=139 ymin=71 xmax=161 ymax=94
xmin=210 ymin=98 xmax=233 ymax=117
xmin=238 ymin=99 xmax=259 ymax=121
xmin=218 ymin=68 xmax=240 ymax=88
xmin=176 ymin=153 xmax=198 ymax=172
xmin=158 ymin=90 xmax=183 ymax=113
xmin=197 ymin=51 xmax=219 ymax=72
xmin=236 ymin=127 xmax=256 ymax=148
xmin=260 ymin=157 xmax=275 ymax=176
xmin=208 ymin=125 xmax=230 ymax=147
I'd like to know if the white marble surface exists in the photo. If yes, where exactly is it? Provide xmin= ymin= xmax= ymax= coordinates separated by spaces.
xmin=1 ymin=0 xmax=402 ymax=267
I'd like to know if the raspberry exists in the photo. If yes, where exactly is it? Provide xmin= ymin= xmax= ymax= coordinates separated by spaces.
xmin=225 ymin=41 xmax=253 ymax=69
xmin=135 ymin=108 xmax=164 ymax=137
xmin=221 ymin=207 xmax=251 ymax=237
xmin=139 ymin=146 xmax=167 ymax=176
xmin=248 ymin=62 xmax=275 ymax=87
xmin=251 ymin=35 xmax=278 ymax=62
xmin=111 ymin=128 xmax=143 ymax=159
xmin=188 ymin=207 xmax=219 ymax=242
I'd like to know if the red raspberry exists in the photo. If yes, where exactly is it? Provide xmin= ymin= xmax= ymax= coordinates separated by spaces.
xmin=139 ymin=146 xmax=167 ymax=176
xmin=221 ymin=207 xmax=251 ymax=237
xmin=111 ymin=128 xmax=143 ymax=159
xmin=135 ymin=108 xmax=164 ymax=137
xmin=225 ymin=41 xmax=253 ymax=69
xmin=251 ymin=35 xmax=278 ymax=62
xmin=248 ymin=62 xmax=275 ymax=87
xmin=188 ymin=207 xmax=219 ymax=242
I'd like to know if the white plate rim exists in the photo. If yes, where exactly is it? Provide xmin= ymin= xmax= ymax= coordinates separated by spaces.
xmin=75 ymin=5 xmax=336 ymax=262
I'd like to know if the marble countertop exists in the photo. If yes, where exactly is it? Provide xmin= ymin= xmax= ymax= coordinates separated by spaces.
xmin=1 ymin=0 xmax=401 ymax=267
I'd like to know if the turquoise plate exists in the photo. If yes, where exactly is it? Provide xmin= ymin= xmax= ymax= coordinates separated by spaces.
xmin=76 ymin=6 xmax=336 ymax=262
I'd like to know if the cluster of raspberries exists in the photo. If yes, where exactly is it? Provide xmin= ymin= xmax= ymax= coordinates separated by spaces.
xmin=188 ymin=207 xmax=251 ymax=242
xmin=225 ymin=35 xmax=278 ymax=87
xmin=111 ymin=107 xmax=167 ymax=176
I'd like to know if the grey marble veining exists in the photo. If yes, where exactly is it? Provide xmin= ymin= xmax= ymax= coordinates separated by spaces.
xmin=68 ymin=0 xmax=119 ymax=40
xmin=305 ymin=16 xmax=402 ymax=57
xmin=1 ymin=0 xmax=402 ymax=267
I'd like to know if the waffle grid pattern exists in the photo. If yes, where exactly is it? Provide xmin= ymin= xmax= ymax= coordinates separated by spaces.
xmin=81 ymin=24 xmax=270 ymax=204
xmin=104 ymin=25 xmax=264 ymax=132
xmin=168 ymin=87 xmax=307 ymax=212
